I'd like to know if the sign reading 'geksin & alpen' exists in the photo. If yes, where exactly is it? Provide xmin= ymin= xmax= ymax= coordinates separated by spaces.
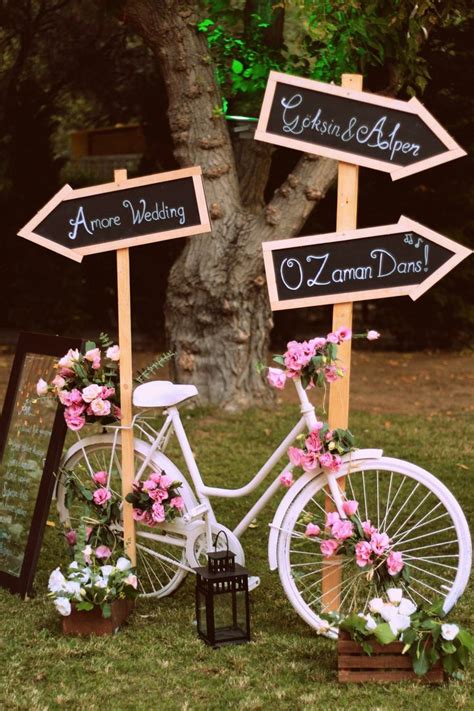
xmin=18 ymin=167 xmax=210 ymax=262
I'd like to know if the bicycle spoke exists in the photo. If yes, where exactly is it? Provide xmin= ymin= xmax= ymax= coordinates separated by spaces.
xmin=384 ymin=481 xmax=420 ymax=534
xmin=395 ymin=525 xmax=456 ymax=547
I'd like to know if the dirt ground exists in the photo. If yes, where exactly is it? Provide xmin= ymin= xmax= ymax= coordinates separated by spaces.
xmin=0 ymin=346 xmax=472 ymax=416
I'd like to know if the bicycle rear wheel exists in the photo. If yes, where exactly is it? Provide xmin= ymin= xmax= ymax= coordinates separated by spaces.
xmin=277 ymin=457 xmax=471 ymax=630
xmin=57 ymin=435 xmax=197 ymax=598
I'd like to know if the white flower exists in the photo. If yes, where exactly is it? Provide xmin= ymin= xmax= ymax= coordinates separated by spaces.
xmin=48 ymin=567 xmax=66 ymax=593
xmin=69 ymin=561 xmax=79 ymax=570
xmin=36 ymin=378 xmax=49 ymax=396
xmin=106 ymin=345 xmax=120 ymax=361
xmin=398 ymin=598 xmax=417 ymax=617
xmin=81 ymin=384 xmax=102 ymax=403
xmin=389 ymin=614 xmax=412 ymax=636
xmin=90 ymin=397 xmax=111 ymax=417
xmin=367 ymin=330 xmax=380 ymax=341
xmin=116 ymin=556 xmax=132 ymax=572
xmin=94 ymin=577 xmax=108 ymax=589
xmin=58 ymin=349 xmax=80 ymax=369
xmin=124 ymin=574 xmax=138 ymax=589
xmin=365 ymin=614 xmax=378 ymax=631
xmin=63 ymin=581 xmax=82 ymax=599
xmin=386 ymin=588 xmax=403 ymax=604
xmin=54 ymin=597 xmax=71 ymax=616
xmin=441 ymin=623 xmax=459 ymax=641
xmin=84 ymin=347 xmax=100 ymax=363
xmin=380 ymin=604 xmax=398 ymax=622
xmin=100 ymin=565 xmax=115 ymax=578
xmin=82 ymin=545 xmax=93 ymax=563
xmin=369 ymin=597 xmax=385 ymax=615
xmin=313 ymin=615 xmax=331 ymax=635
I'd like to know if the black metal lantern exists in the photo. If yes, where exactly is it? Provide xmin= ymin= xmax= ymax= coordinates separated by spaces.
xmin=195 ymin=531 xmax=251 ymax=647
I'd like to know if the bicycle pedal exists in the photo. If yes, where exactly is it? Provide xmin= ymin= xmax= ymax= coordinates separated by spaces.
xmin=248 ymin=575 xmax=260 ymax=592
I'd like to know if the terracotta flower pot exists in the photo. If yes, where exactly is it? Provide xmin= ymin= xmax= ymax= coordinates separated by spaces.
xmin=62 ymin=599 xmax=134 ymax=636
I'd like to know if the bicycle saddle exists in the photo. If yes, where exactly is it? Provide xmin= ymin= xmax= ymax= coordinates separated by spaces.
xmin=133 ymin=380 xmax=198 ymax=407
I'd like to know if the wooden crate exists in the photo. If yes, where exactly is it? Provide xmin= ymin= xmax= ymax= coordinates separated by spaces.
xmin=337 ymin=630 xmax=445 ymax=683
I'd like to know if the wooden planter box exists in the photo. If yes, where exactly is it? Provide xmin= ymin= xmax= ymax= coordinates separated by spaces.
xmin=338 ymin=630 xmax=445 ymax=684
xmin=62 ymin=600 xmax=134 ymax=637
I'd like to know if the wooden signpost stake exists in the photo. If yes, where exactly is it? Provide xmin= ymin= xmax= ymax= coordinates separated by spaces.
xmin=114 ymin=169 xmax=136 ymax=564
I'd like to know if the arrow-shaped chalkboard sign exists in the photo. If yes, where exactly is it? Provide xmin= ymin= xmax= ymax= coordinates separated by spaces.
xmin=262 ymin=217 xmax=471 ymax=311
xmin=18 ymin=167 xmax=210 ymax=262
xmin=255 ymin=71 xmax=465 ymax=180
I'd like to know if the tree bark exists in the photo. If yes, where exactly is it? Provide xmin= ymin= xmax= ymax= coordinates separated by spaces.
xmin=124 ymin=0 xmax=338 ymax=408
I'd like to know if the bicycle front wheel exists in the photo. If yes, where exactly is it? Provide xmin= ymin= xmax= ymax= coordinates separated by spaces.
xmin=58 ymin=435 xmax=197 ymax=598
xmin=277 ymin=457 xmax=471 ymax=629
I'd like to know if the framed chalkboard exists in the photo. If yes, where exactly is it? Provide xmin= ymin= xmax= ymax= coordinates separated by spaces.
xmin=0 ymin=332 xmax=81 ymax=597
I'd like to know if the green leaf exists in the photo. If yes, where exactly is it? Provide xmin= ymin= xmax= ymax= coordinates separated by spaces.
xmin=272 ymin=355 xmax=285 ymax=365
xmin=101 ymin=602 xmax=112 ymax=619
xmin=76 ymin=601 xmax=94 ymax=612
xmin=441 ymin=641 xmax=456 ymax=655
xmin=231 ymin=59 xmax=244 ymax=74
xmin=373 ymin=623 xmax=397 ymax=645
xmin=457 ymin=629 xmax=474 ymax=651
xmin=84 ymin=341 xmax=96 ymax=352
xmin=412 ymin=649 xmax=430 ymax=675
xmin=402 ymin=627 xmax=417 ymax=646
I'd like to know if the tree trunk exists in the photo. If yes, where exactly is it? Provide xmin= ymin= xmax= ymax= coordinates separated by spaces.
xmin=124 ymin=0 xmax=338 ymax=408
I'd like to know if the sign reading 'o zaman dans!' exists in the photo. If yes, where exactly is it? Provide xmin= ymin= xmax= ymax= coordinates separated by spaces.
xmin=263 ymin=217 xmax=472 ymax=310
xmin=18 ymin=166 xmax=210 ymax=262
xmin=255 ymin=71 xmax=466 ymax=180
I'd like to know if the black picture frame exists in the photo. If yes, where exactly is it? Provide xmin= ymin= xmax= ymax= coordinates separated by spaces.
xmin=0 ymin=332 xmax=81 ymax=597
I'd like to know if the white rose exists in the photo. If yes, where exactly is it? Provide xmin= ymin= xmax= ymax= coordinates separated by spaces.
xmin=54 ymin=597 xmax=71 ymax=616
xmin=106 ymin=345 xmax=120 ymax=361
xmin=398 ymin=598 xmax=417 ymax=617
xmin=48 ymin=567 xmax=66 ymax=593
xmin=64 ymin=581 xmax=82 ymax=599
xmin=441 ymin=623 xmax=459 ymax=641
xmin=369 ymin=597 xmax=385 ymax=615
xmin=90 ymin=398 xmax=111 ymax=417
xmin=389 ymin=614 xmax=412 ymax=636
xmin=386 ymin=588 xmax=403 ymax=604
xmin=100 ymin=565 xmax=115 ymax=578
xmin=116 ymin=557 xmax=132 ymax=572
xmin=124 ymin=574 xmax=138 ymax=589
xmin=365 ymin=614 xmax=378 ymax=631
xmin=380 ymin=604 xmax=397 ymax=622
xmin=36 ymin=378 xmax=49 ymax=396
xmin=81 ymin=384 xmax=102 ymax=403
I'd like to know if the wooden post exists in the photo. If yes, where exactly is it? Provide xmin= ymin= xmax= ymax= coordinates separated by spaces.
xmin=114 ymin=168 xmax=136 ymax=566
xmin=322 ymin=74 xmax=363 ymax=611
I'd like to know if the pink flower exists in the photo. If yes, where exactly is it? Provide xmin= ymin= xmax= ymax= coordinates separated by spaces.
xmin=305 ymin=432 xmax=322 ymax=452
xmin=320 ymin=539 xmax=340 ymax=558
xmin=319 ymin=452 xmax=334 ymax=469
xmin=93 ymin=471 xmax=108 ymax=486
xmin=64 ymin=411 xmax=85 ymax=431
xmin=59 ymin=367 xmax=75 ymax=378
xmin=284 ymin=340 xmax=313 ymax=373
xmin=85 ymin=347 xmax=101 ymax=364
xmin=90 ymin=398 xmax=111 ymax=417
xmin=326 ymin=332 xmax=339 ymax=344
xmin=325 ymin=511 xmax=340 ymax=528
xmin=387 ymin=551 xmax=404 ymax=576
xmin=367 ymin=330 xmax=380 ymax=341
xmin=69 ymin=389 xmax=84 ymax=405
xmin=335 ymin=326 xmax=352 ymax=342
xmin=342 ymin=500 xmax=359 ymax=516
xmin=66 ymin=403 xmax=86 ymax=417
xmin=331 ymin=519 xmax=354 ymax=540
xmin=159 ymin=475 xmax=174 ymax=490
xmin=113 ymin=406 xmax=122 ymax=420
xmin=124 ymin=573 xmax=137 ymax=589
xmin=324 ymin=365 xmax=339 ymax=383
xmin=142 ymin=479 xmax=157 ymax=492
xmin=370 ymin=531 xmax=390 ymax=555
xmin=267 ymin=367 xmax=287 ymax=390
xmin=305 ymin=523 xmax=321 ymax=537
xmin=355 ymin=541 xmax=373 ymax=567
xmin=308 ymin=337 xmax=326 ymax=351
xmin=280 ymin=471 xmax=294 ymax=487
xmin=133 ymin=508 xmax=148 ymax=522
xmin=65 ymin=530 xmax=77 ymax=546
xmin=362 ymin=520 xmax=377 ymax=537
xmin=325 ymin=430 xmax=334 ymax=441
xmin=106 ymin=345 xmax=120 ymax=361
xmin=328 ymin=454 xmax=342 ymax=472
xmin=58 ymin=349 xmax=80 ymax=369
xmin=151 ymin=501 xmax=166 ymax=523
xmin=149 ymin=472 xmax=162 ymax=484
xmin=58 ymin=390 xmax=73 ymax=407
xmin=170 ymin=496 xmax=184 ymax=510
xmin=312 ymin=421 xmax=324 ymax=432
xmin=301 ymin=451 xmax=320 ymax=472
xmin=93 ymin=487 xmax=112 ymax=507
xmin=100 ymin=386 xmax=115 ymax=399
xmin=95 ymin=545 xmax=112 ymax=560
xmin=288 ymin=446 xmax=303 ymax=467
xmin=149 ymin=487 xmax=168 ymax=502
xmin=52 ymin=375 xmax=66 ymax=390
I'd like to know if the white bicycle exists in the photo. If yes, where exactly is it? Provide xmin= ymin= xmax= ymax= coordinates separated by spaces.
xmin=56 ymin=377 xmax=471 ymax=630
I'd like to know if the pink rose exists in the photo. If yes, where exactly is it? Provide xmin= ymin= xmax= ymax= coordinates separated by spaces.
xmin=305 ymin=432 xmax=322 ymax=452
xmin=326 ymin=332 xmax=339 ymax=344
xmin=267 ymin=367 xmax=287 ymax=390
xmin=65 ymin=530 xmax=77 ymax=546
xmin=85 ymin=347 xmax=100 ymax=363
xmin=308 ymin=337 xmax=326 ymax=351
xmin=370 ymin=531 xmax=390 ymax=555
xmin=288 ymin=446 xmax=303 ymax=467
xmin=149 ymin=487 xmax=168 ymax=502
xmin=151 ymin=501 xmax=166 ymax=523
xmin=159 ymin=475 xmax=174 ymax=490
xmin=279 ymin=471 xmax=294 ymax=487
xmin=355 ymin=541 xmax=373 ymax=567
xmin=320 ymin=539 xmax=339 ymax=558
xmin=90 ymin=398 xmax=111 ymax=416
xmin=284 ymin=341 xmax=313 ymax=373
xmin=335 ymin=326 xmax=352 ymax=342
xmin=66 ymin=403 xmax=86 ymax=417
xmin=342 ymin=500 xmax=359 ymax=516
xmin=59 ymin=367 xmax=75 ymax=378
xmin=81 ymin=384 xmax=102 ymax=403
xmin=58 ymin=390 xmax=73 ymax=407
xmin=93 ymin=487 xmax=112 ymax=507
xmin=106 ymin=345 xmax=120 ymax=361
xmin=149 ymin=472 xmax=162 ymax=484
xmin=325 ymin=511 xmax=340 ymax=528
xmin=113 ymin=406 xmax=122 ymax=420
xmin=319 ymin=452 xmax=333 ymax=469
xmin=305 ymin=523 xmax=321 ymax=537
xmin=170 ymin=496 xmax=184 ymax=510
xmin=367 ymin=330 xmax=380 ymax=341
xmin=328 ymin=454 xmax=342 ymax=472
xmin=331 ymin=519 xmax=354 ymax=540
xmin=142 ymin=479 xmax=157 ymax=492
xmin=95 ymin=545 xmax=112 ymax=560
xmin=301 ymin=452 xmax=319 ymax=472
xmin=133 ymin=508 xmax=148 ymax=522
xmin=362 ymin=520 xmax=377 ymax=537
xmin=387 ymin=551 xmax=404 ymax=576
xmin=324 ymin=365 xmax=339 ymax=383
xmin=93 ymin=471 xmax=108 ymax=486
xmin=69 ymin=389 xmax=84 ymax=405
xmin=100 ymin=386 xmax=115 ymax=399
xmin=64 ymin=412 xmax=85 ymax=431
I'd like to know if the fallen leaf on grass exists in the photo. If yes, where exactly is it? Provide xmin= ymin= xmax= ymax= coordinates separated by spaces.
xmin=456 ymin=463 xmax=469 ymax=470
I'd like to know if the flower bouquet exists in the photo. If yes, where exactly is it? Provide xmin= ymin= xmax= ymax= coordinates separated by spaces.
xmin=125 ymin=470 xmax=184 ymax=527
xmin=37 ymin=334 xmax=121 ymax=431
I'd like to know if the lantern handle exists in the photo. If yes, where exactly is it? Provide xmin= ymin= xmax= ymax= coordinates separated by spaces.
xmin=213 ymin=530 xmax=229 ymax=553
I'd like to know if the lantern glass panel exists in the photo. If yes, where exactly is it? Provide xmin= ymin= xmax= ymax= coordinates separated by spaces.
xmin=196 ymin=587 xmax=208 ymax=639
xmin=213 ymin=587 xmax=248 ymax=644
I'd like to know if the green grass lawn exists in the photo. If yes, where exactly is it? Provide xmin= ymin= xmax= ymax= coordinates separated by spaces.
xmin=1 ymin=405 xmax=472 ymax=711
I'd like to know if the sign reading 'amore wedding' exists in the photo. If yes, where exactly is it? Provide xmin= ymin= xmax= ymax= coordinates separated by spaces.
xmin=18 ymin=167 xmax=210 ymax=262
xmin=255 ymin=72 xmax=465 ymax=180
xmin=262 ymin=217 xmax=472 ymax=310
